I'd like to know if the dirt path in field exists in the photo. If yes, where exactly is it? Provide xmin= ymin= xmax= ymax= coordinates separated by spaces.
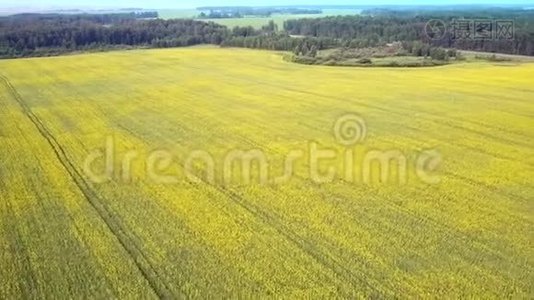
xmin=0 ymin=75 xmax=175 ymax=299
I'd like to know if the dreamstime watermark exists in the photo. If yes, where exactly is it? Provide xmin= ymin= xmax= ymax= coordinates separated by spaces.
xmin=425 ymin=19 xmax=514 ymax=41
xmin=83 ymin=114 xmax=442 ymax=186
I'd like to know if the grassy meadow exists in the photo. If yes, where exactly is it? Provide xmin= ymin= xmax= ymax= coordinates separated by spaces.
xmin=158 ymin=9 xmax=362 ymax=28
xmin=0 ymin=47 xmax=533 ymax=298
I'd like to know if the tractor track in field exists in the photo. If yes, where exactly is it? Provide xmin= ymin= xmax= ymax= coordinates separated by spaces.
xmin=0 ymin=75 xmax=174 ymax=299
xmin=184 ymin=179 xmax=397 ymax=298
xmin=172 ymin=107 xmax=533 ymax=285
xmin=109 ymin=119 xmax=389 ymax=295
xmin=219 ymin=188 xmax=390 ymax=297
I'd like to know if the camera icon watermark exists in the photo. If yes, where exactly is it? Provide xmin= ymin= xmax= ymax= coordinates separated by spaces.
xmin=424 ymin=19 xmax=448 ymax=40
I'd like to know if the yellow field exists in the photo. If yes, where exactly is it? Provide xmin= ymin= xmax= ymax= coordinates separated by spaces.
xmin=0 ymin=47 xmax=533 ymax=298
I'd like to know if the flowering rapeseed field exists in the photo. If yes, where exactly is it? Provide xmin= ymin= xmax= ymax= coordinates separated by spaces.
xmin=0 ymin=48 xmax=532 ymax=298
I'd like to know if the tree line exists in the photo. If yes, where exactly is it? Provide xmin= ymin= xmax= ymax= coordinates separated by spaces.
xmin=0 ymin=14 xmax=228 ymax=58
xmin=284 ymin=9 xmax=534 ymax=56
xmin=1 ymin=9 xmax=533 ymax=59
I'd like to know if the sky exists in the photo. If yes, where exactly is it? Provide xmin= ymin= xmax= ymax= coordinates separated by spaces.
xmin=1 ymin=0 xmax=534 ymax=10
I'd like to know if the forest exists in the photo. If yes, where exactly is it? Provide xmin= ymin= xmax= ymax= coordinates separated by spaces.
xmin=1 ymin=8 xmax=533 ymax=58
xmin=0 ymin=14 xmax=227 ymax=57
xmin=284 ymin=9 xmax=534 ymax=56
